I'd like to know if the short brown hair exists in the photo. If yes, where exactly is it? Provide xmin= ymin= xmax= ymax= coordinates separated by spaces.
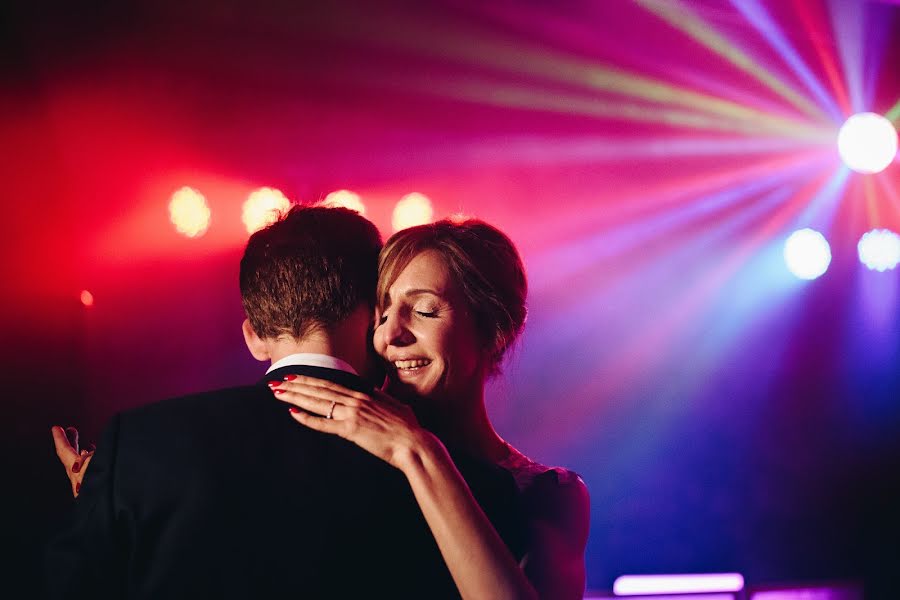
xmin=240 ymin=205 xmax=382 ymax=340
xmin=377 ymin=218 xmax=527 ymax=373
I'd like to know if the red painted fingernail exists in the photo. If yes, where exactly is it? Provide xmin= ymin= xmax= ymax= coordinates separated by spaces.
xmin=267 ymin=381 xmax=281 ymax=387
xmin=72 ymin=462 xmax=81 ymax=473
xmin=273 ymin=389 xmax=286 ymax=394
xmin=288 ymin=407 xmax=300 ymax=413
xmin=283 ymin=374 xmax=298 ymax=381
xmin=75 ymin=482 xmax=81 ymax=494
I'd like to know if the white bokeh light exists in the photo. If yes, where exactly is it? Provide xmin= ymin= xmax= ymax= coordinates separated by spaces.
xmin=323 ymin=189 xmax=366 ymax=215
xmin=242 ymin=187 xmax=292 ymax=234
xmin=837 ymin=112 xmax=898 ymax=174
xmin=858 ymin=228 xmax=900 ymax=272
xmin=392 ymin=192 xmax=434 ymax=232
xmin=784 ymin=228 xmax=831 ymax=280
xmin=169 ymin=186 xmax=211 ymax=238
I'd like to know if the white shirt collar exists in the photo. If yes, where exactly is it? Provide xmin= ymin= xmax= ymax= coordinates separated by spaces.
xmin=266 ymin=353 xmax=358 ymax=376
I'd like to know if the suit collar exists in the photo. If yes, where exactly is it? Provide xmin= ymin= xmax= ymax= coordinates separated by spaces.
xmin=266 ymin=353 xmax=358 ymax=376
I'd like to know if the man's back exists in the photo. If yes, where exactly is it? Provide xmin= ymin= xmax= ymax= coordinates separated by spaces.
xmin=46 ymin=366 xmax=525 ymax=599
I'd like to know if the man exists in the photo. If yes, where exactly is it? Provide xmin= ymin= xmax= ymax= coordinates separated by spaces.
xmin=46 ymin=206 xmax=524 ymax=598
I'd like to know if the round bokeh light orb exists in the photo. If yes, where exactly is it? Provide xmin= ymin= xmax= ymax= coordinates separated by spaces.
xmin=392 ymin=192 xmax=434 ymax=232
xmin=323 ymin=189 xmax=366 ymax=215
xmin=169 ymin=186 xmax=211 ymax=238
xmin=784 ymin=228 xmax=831 ymax=280
xmin=837 ymin=112 xmax=898 ymax=174
xmin=858 ymin=228 xmax=900 ymax=272
xmin=243 ymin=187 xmax=292 ymax=234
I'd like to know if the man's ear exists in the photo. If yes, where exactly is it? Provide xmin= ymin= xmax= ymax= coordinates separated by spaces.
xmin=242 ymin=319 xmax=270 ymax=362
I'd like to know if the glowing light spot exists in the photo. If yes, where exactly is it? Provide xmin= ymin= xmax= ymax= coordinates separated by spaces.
xmin=613 ymin=573 xmax=744 ymax=595
xmin=168 ymin=186 xmax=211 ymax=238
xmin=323 ymin=189 xmax=366 ymax=215
xmin=837 ymin=112 xmax=898 ymax=174
xmin=392 ymin=193 xmax=434 ymax=232
xmin=242 ymin=187 xmax=292 ymax=234
xmin=80 ymin=290 xmax=94 ymax=307
xmin=784 ymin=228 xmax=831 ymax=280
xmin=858 ymin=228 xmax=900 ymax=271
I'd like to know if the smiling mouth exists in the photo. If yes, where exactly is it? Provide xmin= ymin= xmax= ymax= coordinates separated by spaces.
xmin=393 ymin=359 xmax=432 ymax=371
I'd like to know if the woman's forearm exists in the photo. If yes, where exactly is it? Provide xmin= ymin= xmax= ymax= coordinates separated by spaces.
xmin=396 ymin=431 xmax=538 ymax=600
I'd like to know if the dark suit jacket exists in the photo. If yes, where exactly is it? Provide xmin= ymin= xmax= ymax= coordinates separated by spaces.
xmin=45 ymin=365 xmax=526 ymax=599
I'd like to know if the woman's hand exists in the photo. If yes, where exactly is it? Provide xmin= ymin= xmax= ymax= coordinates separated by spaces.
xmin=51 ymin=426 xmax=95 ymax=498
xmin=269 ymin=375 xmax=426 ymax=470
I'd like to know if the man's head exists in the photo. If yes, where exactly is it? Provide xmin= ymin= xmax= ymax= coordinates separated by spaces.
xmin=239 ymin=205 xmax=382 ymax=354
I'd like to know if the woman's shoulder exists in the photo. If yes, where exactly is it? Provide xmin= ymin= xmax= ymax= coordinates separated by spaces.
xmin=497 ymin=444 xmax=590 ymax=544
xmin=496 ymin=445 xmax=587 ymax=500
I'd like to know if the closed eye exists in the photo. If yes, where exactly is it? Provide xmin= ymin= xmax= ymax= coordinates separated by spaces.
xmin=415 ymin=310 xmax=438 ymax=318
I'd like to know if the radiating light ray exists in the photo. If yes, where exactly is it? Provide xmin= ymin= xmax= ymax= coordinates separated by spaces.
xmin=791 ymin=165 xmax=851 ymax=232
xmin=457 ymin=135 xmax=827 ymax=169
xmin=874 ymin=175 xmax=900 ymax=224
xmin=530 ymin=155 xmax=828 ymax=290
xmin=826 ymin=0 xmax=865 ymax=113
xmin=886 ymin=98 xmax=900 ymax=123
xmin=513 ymin=183 xmax=804 ymax=450
xmin=323 ymin=5 xmax=825 ymax=136
xmin=636 ymin=0 xmax=831 ymax=122
xmin=531 ymin=149 xmax=834 ymax=246
xmin=525 ymin=165 xmax=839 ymax=448
xmin=864 ymin=175 xmax=882 ymax=229
xmin=529 ymin=179 xmax=804 ymax=346
xmin=791 ymin=0 xmax=852 ymax=116
xmin=423 ymin=78 xmax=830 ymax=139
xmin=862 ymin=3 xmax=896 ymax=111
xmin=730 ymin=0 xmax=843 ymax=122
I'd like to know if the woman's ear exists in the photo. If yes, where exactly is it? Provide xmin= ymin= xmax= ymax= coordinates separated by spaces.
xmin=242 ymin=319 xmax=270 ymax=362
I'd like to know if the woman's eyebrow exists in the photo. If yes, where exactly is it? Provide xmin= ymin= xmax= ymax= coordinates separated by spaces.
xmin=404 ymin=288 xmax=442 ymax=298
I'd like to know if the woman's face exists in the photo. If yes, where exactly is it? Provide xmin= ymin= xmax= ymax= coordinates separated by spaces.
xmin=374 ymin=249 xmax=483 ymax=402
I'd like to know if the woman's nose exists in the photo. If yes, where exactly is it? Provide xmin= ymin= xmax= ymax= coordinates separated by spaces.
xmin=380 ymin=312 xmax=414 ymax=347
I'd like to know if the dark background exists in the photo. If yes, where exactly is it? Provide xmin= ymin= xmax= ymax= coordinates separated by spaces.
xmin=3 ymin=0 xmax=899 ymax=596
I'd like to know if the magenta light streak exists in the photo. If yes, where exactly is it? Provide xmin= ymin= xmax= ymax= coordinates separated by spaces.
xmin=587 ymin=595 xmax=736 ymax=600
xmin=750 ymin=584 xmax=862 ymax=600
xmin=613 ymin=573 xmax=745 ymax=595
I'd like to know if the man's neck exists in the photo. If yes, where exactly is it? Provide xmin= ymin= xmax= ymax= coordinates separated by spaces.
xmin=264 ymin=306 xmax=374 ymax=378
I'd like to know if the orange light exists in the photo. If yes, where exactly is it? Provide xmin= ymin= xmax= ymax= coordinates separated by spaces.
xmin=392 ymin=192 xmax=434 ymax=232
xmin=80 ymin=290 xmax=94 ymax=307
xmin=169 ymin=186 xmax=211 ymax=238
xmin=322 ymin=189 xmax=366 ymax=215
xmin=242 ymin=187 xmax=292 ymax=234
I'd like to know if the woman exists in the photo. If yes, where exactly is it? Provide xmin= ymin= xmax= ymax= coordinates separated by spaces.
xmin=54 ymin=218 xmax=590 ymax=599
xmin=271 ymin=219 xmax=590 ymax=599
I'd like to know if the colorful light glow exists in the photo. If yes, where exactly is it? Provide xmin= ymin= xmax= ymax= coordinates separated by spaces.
xmin=391 ymin=192 xmax=434 ymax=232
xmin=242 ymin=187 xmax=292 ymax=234
xmin=886 ymin=98 xmax=900 ymax=123
xmin=635 ymin=0 xmax=828 ymax=122
xmin=784 ymin=228 xmax=831 ymax=280
xmin=322 ymin=189 xmax=366 ymax=215
xmin=791 ymin=0 xmax=852 ymax=116
xmin=80 ymin=290 xmax=94 ymax=307
xmin=613 ymin=573 xmax=745 ymax=595
xmin=429 ymin=79 xmax=829 ymax=139
xmin=351 ymin=7 xmax=826 ymax=138
xmin=837 ymin=112 xmax=898 ymax=174
xmin=730 ymin=0 xmax=843 ymax=122
xmin=168 ymin=186 xmax=211 ymax=238
xmin=858 ymin=229 xmax=900 ymax=272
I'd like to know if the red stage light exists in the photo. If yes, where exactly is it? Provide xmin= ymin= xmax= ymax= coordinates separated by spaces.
xmin=80 ymin=290 xmax=94 ymax=307
xmin=242 ymin=187 xmax=292 ymax=234
xmin=169 ymin=186 xmax=211 ymax=238
xmin=323 ymin=189 xmax=366 ymax=215
xmin=392 ymin=192 xmax=434 ymax=232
